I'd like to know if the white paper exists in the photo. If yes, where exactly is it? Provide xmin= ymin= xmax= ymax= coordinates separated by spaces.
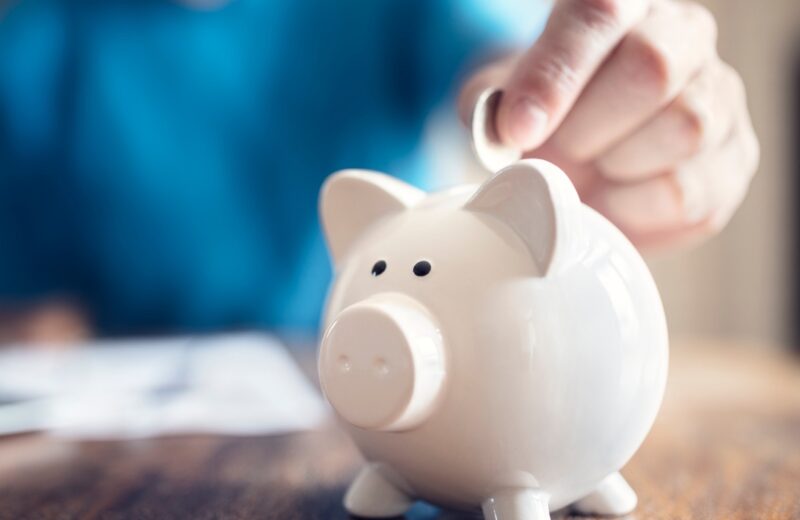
xmin=0 ymin=333 xmax=328 ymax=439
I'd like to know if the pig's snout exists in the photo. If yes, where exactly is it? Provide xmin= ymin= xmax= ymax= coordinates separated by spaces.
xmin=320 ymin=293 xmax=446 ymax=432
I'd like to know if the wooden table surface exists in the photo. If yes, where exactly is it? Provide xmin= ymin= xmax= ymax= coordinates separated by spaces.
xmin=0 ymin=339 xmax=798 ymax=520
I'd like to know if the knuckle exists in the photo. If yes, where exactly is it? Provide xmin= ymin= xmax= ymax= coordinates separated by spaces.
xmin=674 ymin=168 xmax=713 ymax=226
xmin=722 ymin=65 xmax=759 ymax=173
xmin=706 ymin=177 xmax=749 ymax=233
xmin=694 ymin=196 xmax=733 ymax=236
xmin=716 ymin=61 xmax=743 ymax=92
xmin=672 ymin=99 xmax=707 ymax=152
xmin=568 ymin=0 xmax=625 ymax=29
xmin=743 ymin=125 xmax=761 ymax=174
xmin=514 ymin=53 xmax=580 ymax=109
xmin=686 ymin=2 xmax=718 ymax=45
xmin=722 ymin=62 xmax=747 ymax=103
xmin=703 ymin=211 xmax=731 ymax=235
xmin=622 ymin=32 xmax=676 ymax=99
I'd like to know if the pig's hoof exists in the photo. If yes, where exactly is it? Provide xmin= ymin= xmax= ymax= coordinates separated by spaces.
xmin=482 ymin=488 xmax=550 ymax=520
xmin=344 ymin=464 xmax=412 ymax=518
xmin=571 ymin=472 xmax=637 ymax=516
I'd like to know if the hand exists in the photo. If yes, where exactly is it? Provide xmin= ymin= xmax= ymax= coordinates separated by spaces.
xmin=0 ymin=300 xmax=89 ymax=346
xmin=460 ymin=0 xmax=759 ymax=250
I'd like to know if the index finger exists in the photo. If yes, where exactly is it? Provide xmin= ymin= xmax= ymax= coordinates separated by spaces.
xmin=497 ymin=0 xmax=649 ymax=150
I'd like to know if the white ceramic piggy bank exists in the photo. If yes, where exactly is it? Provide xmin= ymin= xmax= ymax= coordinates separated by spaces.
xmin=317 ymin=158 xmax=668 ymax=520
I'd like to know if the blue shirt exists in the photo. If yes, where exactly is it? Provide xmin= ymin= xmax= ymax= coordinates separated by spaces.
xmin=0 ymin=0 xmax=547 ymax=334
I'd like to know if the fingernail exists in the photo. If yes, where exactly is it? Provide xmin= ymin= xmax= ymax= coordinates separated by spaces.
xmin=504 ymin=97 xmax=549 ymax=150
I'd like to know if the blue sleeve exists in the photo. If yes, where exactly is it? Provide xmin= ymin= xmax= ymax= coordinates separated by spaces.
xmin=0 ymin=0 xmax=79 ymax=298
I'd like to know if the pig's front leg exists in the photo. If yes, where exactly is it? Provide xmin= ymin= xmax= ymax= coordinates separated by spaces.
xmin=570 ymin=472 xmax=637 ymax=516
xmin=343 ymin=464 xmax=413 ymax=518
xmin=482 ymin=488 xmax=550 ymax=520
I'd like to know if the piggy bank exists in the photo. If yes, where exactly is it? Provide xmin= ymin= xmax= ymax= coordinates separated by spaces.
xmin=317 ymin=159 xmax=668 ymax=520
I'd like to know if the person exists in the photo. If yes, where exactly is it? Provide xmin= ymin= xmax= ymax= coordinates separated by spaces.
xmin=0 ymin=0 xmax=759 ymax=340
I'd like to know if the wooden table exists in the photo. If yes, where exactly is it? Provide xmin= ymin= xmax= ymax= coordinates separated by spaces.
xmin=0 ymin=340 xmax=798 ymax=520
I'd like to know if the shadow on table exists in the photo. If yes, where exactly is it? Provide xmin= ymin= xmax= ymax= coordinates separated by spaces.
xmin=337 ymin=500 xmax=612 ymax=520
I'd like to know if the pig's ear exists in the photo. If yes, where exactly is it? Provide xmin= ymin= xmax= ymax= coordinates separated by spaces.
xmin=465 ymin=159 xmax=583 ymax=276
xmin=320 ymin=169 xmax=424 ymax=265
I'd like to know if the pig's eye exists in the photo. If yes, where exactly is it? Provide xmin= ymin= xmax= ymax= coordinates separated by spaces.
xmin=371 ymin=260 xmax=387 ymax=276
xmin=413 ymin=260 xmax=432 ymax=277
